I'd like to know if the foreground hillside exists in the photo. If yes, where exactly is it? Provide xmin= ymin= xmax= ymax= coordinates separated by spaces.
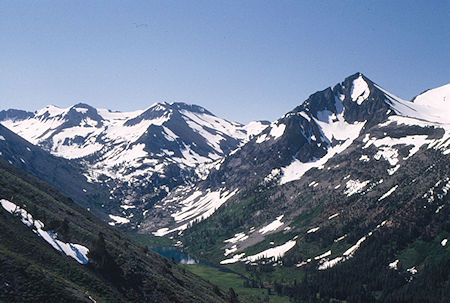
xmin=0 ymin=159 xmax=223 ymax=303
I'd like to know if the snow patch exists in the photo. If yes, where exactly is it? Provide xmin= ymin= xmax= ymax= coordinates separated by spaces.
xmin=224 ymin=232 xmax=249 ymax=244
xmin=244 ymin=121 xmax=269 ymax=139
xmin=314 ymin=250 xmax=332 ymax=260
xmin=343 ymin=236 xmax=367 ymax=256
xmin=318 ymin=221 xmax=386 ymax=270
xmin=1 ymin=199 xmax=89 ymax=264
xmin=407 ymin=267 xmax=418 ymax=275
xmin=318 ymin=257 xmax=344 ymax=270
xmin=389 ymin=259 xmax=399 ymax=270
xmin=269 ymin=123 xmax=286 ymax=139
xmin=220 ymin=253 xmax=246 ymax=265
xmin=387 ymin=165 xmax=401 ymax=175
xmin=120 ymin=205 xmax=136 ymax=210
xmin=220 ymin=239 xmax=296 ymax=264
xmin=263 ymin=168 xmax=281 ymax=183
xmin=259 ymin=215 xmax=284 ymax=234
xmin=224 ymin=245 xmax=238 ymax=256
xmin=172 ymin=189 xmax=238 ymax=223
xmin=307 ymin=227 xmax=320 ymax=234
xmin=108 ymin=214 xmax=130 ymax=225
xmin=359 ymin=154 xmax=370 ymax=162
xmin=344 ymin=179 xmax=370 ymax=196
xmin=334 ymin=234 xmax=347 ymax=242
xmin=351 ymin=75 xmax=370 ymax=105
xmin=256 ymin=133 xmax=268 ymax=144
xmin=244 ymin=240 xmax=296 ymax=262
xmin=328 ymin=213 xmax=339 ymax=220
xmin=378 ymin=185 xmax=399 ymax=201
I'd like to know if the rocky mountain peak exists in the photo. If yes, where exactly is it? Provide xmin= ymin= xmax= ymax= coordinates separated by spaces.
xmin=65 ymin=103 xmax=104 ymax=127
xmin=124 ymin=101 xmax=217 ymax=127
xmin=289 ymin=73 xmax=392 ymax=128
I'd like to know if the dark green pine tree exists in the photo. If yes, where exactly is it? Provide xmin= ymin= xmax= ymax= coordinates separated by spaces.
xmin=225 ymin=287 xmax=239 ymax=303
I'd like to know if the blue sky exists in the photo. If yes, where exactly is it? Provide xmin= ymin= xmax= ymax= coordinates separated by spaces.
xmin=1 ymin=1 xmax=448 ymax=123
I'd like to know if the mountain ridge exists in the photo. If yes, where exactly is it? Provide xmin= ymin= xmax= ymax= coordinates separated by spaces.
xmin=0 ymin=100 xmax=269 ymax=226
xmin=142 ymin=73 xmax=449 ymax=237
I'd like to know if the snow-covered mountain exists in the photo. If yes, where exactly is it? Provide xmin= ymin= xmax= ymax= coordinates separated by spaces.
xmin=141 ymin=73 xmax=450 ymax=240
xmin=146 ymin=75 xmax=449 ymax=302
xmin=1 ymin=74 xmax=448 ymax=233
xmin=2 ymin=73 xmax=448 ymax=302
xmin=0 ymin=102 xmax=268 ymax=222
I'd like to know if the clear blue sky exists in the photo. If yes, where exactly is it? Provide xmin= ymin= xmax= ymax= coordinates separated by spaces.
xmin=1 ymin=1 xmax=449 ymax=123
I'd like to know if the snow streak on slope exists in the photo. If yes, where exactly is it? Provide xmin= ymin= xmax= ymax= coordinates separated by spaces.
xmin=245 ymin=239 xmax=296 ymax=262
xmin=220 ymin=239 xmax=297 ymax=264
xmin=224 ymin=232 xmax=249 ymax=244
xmin=378 ymin=185 xmax=399 ymax=201
xmin=153 ymin=188 xmax=239 ymax=236
xmin=318 ymin=221 xmax=387 ymax=270
xmin=259 ymin=215 xmax=284 ymax=234
xmin=1 ymin=199 xmax=89 ymax=264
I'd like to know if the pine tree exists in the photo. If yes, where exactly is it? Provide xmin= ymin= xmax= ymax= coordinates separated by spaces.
xmin=226 ymin=287 xmax=239 ymax=303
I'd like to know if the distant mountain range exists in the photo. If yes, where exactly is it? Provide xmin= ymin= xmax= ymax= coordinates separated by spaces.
xmin=0 ymin=101 xmax=268 ymax=224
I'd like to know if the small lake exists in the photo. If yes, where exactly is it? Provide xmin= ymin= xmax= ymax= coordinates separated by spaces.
xmin=151 ymin=246 xmax=200 ymax=264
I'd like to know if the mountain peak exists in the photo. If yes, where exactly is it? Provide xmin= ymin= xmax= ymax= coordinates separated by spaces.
xmin=72 ymin=102 xmax=96 ymax=110
xmin=35 ymin=104 xmax=65 ymax=118
xmin=170 ymin=102 xmax=214 ymax=116
xmin=344 ymin=71 xmax=365 ymax=80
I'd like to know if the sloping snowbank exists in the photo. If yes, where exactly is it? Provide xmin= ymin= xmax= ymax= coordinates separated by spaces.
xmin=1 ymin=198 xmax=89 ymax=264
